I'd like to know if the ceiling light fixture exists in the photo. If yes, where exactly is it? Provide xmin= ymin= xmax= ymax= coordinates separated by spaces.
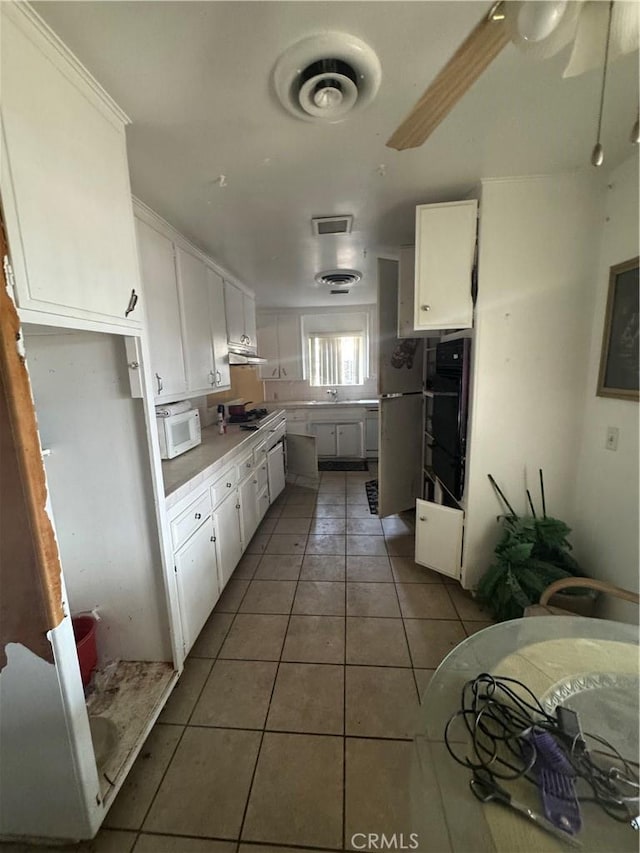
xmin=591 ymin=0 xmax=614 ymax=168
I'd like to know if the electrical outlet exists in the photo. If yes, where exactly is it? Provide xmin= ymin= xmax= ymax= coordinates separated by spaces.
xmin=606 ymin=426 xmax=619 ymax=451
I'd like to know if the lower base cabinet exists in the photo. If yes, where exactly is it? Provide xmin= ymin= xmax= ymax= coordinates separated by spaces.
xmin=414 ymin=497 xmax=464 ymax=580
xmin=174 ymin=517 xmax=219 ymax=654
xmin=239 ymin=473 xmax=260 ymax=546
xmin=212 ymin=490 xmax=243 ymax=589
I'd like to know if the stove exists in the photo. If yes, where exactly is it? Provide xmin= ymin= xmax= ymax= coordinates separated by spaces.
xmin=227 ymin=407 xmax=269 ymax=424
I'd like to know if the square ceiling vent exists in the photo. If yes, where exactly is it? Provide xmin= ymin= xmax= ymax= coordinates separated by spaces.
xmin=311 ymin=215 xmax=353 ymax=236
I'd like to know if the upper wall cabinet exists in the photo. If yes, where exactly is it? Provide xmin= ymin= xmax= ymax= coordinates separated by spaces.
xmin=135 ymin=219 xmax=188 ymax=399
xmin=1 ymin=6 xmax=141 ymax=331
xmin=207 ymin=268 xmax=231 ymax=391
xmin=257 ymin=313 xmax=304 ymax=381
xmin=134 ymin=205 xmax=232 ymax=401
xmin=225 ymin=281 xmax=256 ymax=352
xmin=398 ymin=200 xmax=477 ymax=336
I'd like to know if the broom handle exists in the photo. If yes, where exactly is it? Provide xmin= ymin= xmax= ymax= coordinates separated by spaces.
xmin=539 ymin=469 xmax=547 ymax=518
xmin=487 ymin=474 xmax=518 ymax=518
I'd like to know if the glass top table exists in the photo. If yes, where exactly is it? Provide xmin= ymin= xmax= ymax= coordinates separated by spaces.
xmin=411 ymin=616 xmax=639 ymax=852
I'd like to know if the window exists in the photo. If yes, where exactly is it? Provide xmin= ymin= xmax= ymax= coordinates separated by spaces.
xmin=308 ymin=332 xmax=364 ymax=386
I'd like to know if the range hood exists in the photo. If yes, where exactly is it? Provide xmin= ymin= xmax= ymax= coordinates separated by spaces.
xmin=228 ymin=348 xmax=267 ymax=366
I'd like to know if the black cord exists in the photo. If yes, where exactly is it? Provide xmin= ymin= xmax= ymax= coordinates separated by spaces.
xmin=444 ymin=673 xmax=638 ymax=823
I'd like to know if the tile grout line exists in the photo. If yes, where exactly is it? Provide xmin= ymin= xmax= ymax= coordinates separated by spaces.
xmin=235 ymin=485 xmax=315 ymax=846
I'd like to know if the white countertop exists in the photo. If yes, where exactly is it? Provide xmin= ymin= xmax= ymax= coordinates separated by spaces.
xmin=162 ymin=410 xmax=284 ymax=507
xmin=264 ymin=399 xmax=378 ymax=409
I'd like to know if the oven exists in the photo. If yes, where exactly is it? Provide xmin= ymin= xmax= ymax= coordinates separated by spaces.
xmin=431 ymin=337 xmax=471 ymax=501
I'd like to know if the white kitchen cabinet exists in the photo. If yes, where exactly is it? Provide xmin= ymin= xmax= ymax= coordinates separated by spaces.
xmin=257 ymin=313 xmax=303 ymax=380
xmin=225 ymin=280 xmax=257 ymax=351
xmin=239 ymin=473 xmax=260 ymax=547
xmin=267 ymin=443 xmax=286 ymax=502
xmin=212 ymin=490 xmax=243 ymax=590
xmin=207 ymin=268 xmax=231 ymax=391
xmin=336 ymin=423 xmax=363 ymax=457
xmin=414 ymin=498 xmax=464 ymax=580
xmin=176 ymin=247 xmax=217 ymax=393
xmin=1 ymin=5 xmax=141 ymax=331
xmin=174 ymin=518 xmax=219 ymax=654
xmin=312 ymin=423 xmax=336 ymax=457
xmin=397 ymin=200 xmax=477 ymax=335
xmin=135 ymin=218 xmax=188 ymax=398
xmin=257 ymin=317 xmax=281 ymax=379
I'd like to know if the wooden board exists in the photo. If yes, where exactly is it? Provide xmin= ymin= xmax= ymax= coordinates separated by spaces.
xmin=0 ymin=211 xmax=63 ymax=671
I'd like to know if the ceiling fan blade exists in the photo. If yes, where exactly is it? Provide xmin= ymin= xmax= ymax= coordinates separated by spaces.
xmin=386 ymin=11 xmax=510 ymax=151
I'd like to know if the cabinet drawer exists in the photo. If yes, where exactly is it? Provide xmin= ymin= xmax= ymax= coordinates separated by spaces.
xmin=266 ymin=419 xmax=286 ymax=448
xmin=170 ymin=490 xmax=212 ymax=550
xmin=211 ymin=467 xmax=239 ymax=508
xmin=237 ymin=451 xmax=255 ymax=479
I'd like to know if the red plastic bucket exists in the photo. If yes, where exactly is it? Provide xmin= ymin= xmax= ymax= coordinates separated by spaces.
xmin=72 ymin=616 xmax=97 ymax=687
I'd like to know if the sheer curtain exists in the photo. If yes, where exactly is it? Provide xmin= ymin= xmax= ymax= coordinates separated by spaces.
xmin=308 ymin=333 xmax=363 ymax=386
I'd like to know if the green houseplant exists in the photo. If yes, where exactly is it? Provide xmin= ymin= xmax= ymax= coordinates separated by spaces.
xmin=476 ymin=472 xmax=585 ymax=622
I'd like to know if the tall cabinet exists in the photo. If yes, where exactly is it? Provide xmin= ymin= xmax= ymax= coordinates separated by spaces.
xmin=0 ymin=4 xmax=180 ymax=842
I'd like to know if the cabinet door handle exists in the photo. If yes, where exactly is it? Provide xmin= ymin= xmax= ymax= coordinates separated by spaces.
xmin=246 ymin=461 xmax=252 ymax=468
xmin=194 ymin=512 xmax=202 ymax=520
xmin=272 ymin=368 xmax=278 ymax=376
xmin=226 ymin=482 xmax=232 ymax=488
xmin=235 ymin=503 xmax=241 ymax=510
xmin=216 ymin=370 xmax=222 ymax=385
xmin=419 ymin=516 xmax=427 ymax=522
xmin=421 ymin=304 xmax=431 ymax=312
xmin=253 ymin=479 xmax=258 ymax=485
xmin=155 ymin=373 xmax=163 ymax=394
xmin=125 ymin=289 xmax=138 ymax=317
xmin=282 ymin=368 xmax=287 ymax=376
xmin=210 ymin=535 xmax=216 ymax=543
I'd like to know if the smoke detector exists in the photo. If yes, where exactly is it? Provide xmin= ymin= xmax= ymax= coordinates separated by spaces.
xmin=315 ymin=269 xmax=362 ymax=289
xmin=274 ymin=33 xmax=382 ymax=123
xmin=312 ymin=215 xmax=353 ymax=236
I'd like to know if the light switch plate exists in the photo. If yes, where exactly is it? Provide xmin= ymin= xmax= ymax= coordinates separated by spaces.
xmin=606 ymin=426 xmax=619 ymax=451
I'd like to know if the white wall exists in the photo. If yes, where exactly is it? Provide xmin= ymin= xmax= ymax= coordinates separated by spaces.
xmin=261 ymin=304 xmax=378 ymax=402
xmin=462 ymin=173 xmax=604 ymax=588
xmin=25 ymin=330 xmax=172 ymax=662
xmin=572 ymin=155 xmax=639 ymax=623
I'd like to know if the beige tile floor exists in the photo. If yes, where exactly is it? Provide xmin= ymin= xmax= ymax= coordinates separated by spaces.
xmin=7 ymin=470 xmax=495 ymax=853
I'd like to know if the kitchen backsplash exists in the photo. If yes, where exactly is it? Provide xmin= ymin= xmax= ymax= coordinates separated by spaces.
xmin=263 ymin=376 xmax=378 ymax=402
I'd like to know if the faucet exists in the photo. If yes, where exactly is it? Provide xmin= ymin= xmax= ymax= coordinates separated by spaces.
xmin=326 ymin=388 xmax=338 ymax=402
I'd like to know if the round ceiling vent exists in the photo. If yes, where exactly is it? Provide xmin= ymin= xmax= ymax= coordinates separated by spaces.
xmin=315 ymin=269 xmax=362 ymax=288
xmin=274 ymin=33 xmax=381 ymax=123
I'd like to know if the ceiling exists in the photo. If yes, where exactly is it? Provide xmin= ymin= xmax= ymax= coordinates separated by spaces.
xmin=34 ymin=1 xmax=639 ymax=308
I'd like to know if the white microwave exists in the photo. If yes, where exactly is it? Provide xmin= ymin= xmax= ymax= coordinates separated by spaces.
xmin=156 ymin=409 xmax=201 ymax=459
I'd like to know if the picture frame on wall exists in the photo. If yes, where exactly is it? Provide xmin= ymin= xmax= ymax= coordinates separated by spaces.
xmin=597 ymin=256 xmax=639 ymax=401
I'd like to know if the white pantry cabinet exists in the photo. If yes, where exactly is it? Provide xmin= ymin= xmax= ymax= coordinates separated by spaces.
xmin=257 ymin=313 xmax=304 ymax=380
xmin=135 ymin=218 xmax=188 ymax=398
xmin=1 ymin=5 xmax=141 ymax=332
xmin=225 ymin=280 xmax=257 ymax=351
xmin=174 ymin=518 xmax=219 ymax=654
xmin=397 ymin=200 xmax=477 ymax=335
